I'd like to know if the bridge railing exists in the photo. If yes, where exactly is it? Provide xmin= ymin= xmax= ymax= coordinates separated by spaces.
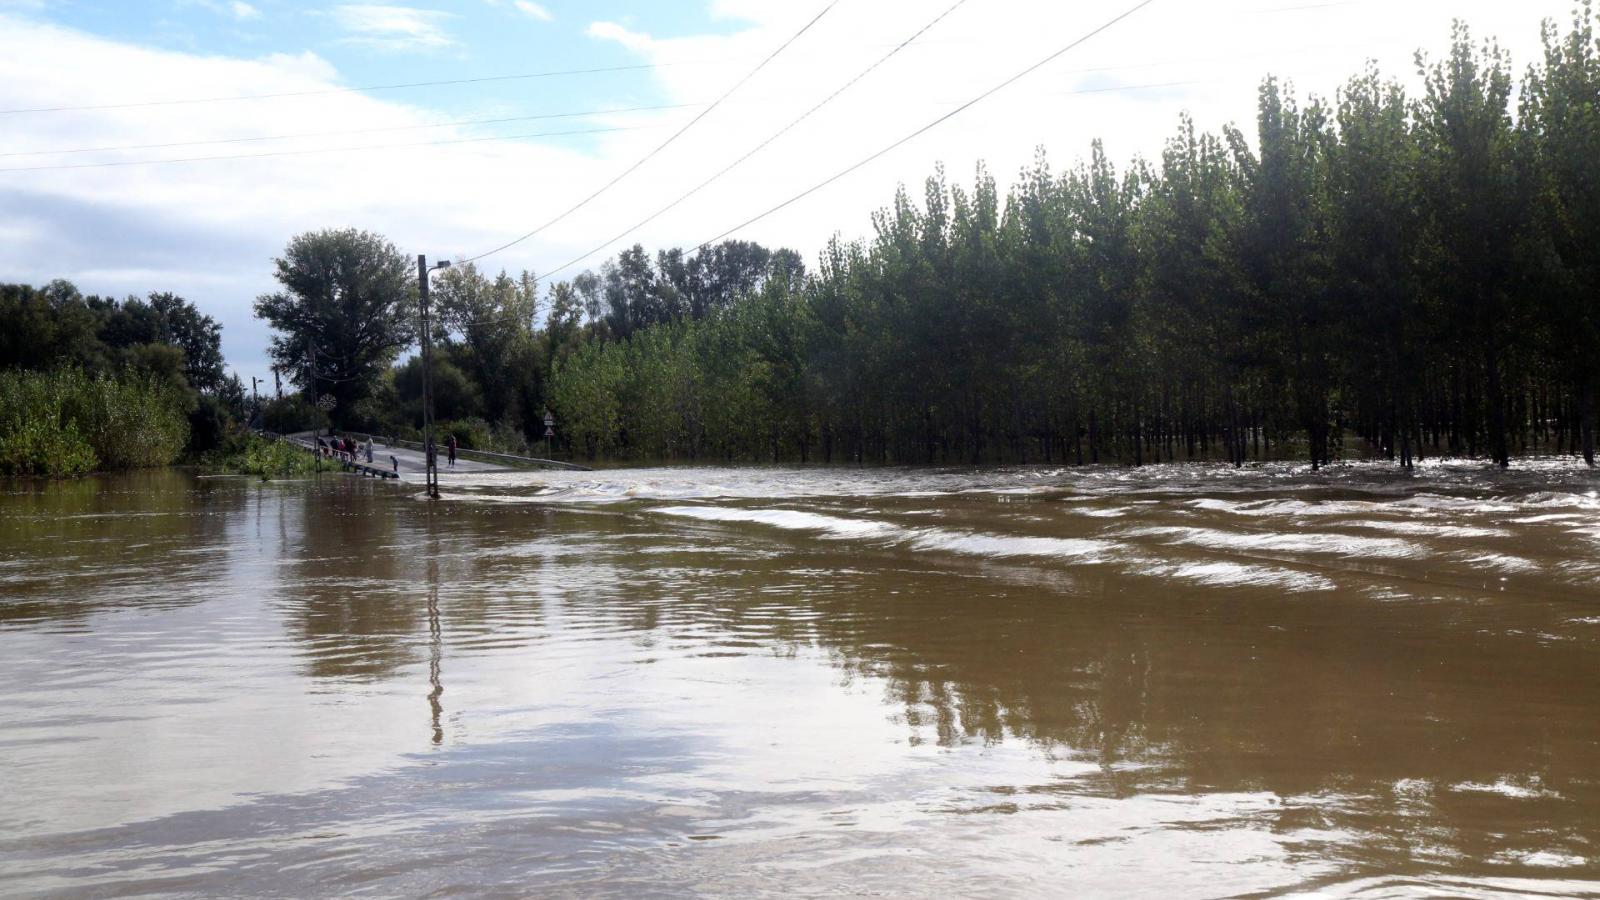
xmin=270 ymin=430 xmax=592 ymax=473
xmin=377 ymin=436 xmax=591 ymax=472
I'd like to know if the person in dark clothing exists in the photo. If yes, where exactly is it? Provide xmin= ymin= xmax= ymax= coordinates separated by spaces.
xmin=447 ymin=435 xmax=458 ymax=468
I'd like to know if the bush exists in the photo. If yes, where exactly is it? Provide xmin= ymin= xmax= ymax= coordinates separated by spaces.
xmin=0 ymin=369 xmax=187 ymax=477
xmin=243 ymin=434 xmax=320 ymax=477
xmin=67 ymin=371 xmax=190 ymax=469
xmin=437 ymin=417 xmax=492 ymax=452
xmin=262 ymin=395 xmax=330 ymax=435
xmin=188 ymin=394 xmax=236 ymax=455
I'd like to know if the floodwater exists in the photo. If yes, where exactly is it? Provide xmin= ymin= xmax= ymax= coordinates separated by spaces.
xmin=2 ymin=461 xmax=1598 ymax=898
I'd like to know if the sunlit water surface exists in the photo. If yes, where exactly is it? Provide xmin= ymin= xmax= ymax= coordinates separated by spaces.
xmin=2 ymin=461 xmax=1599 ymax=897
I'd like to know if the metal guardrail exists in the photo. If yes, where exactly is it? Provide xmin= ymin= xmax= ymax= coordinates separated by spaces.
xmin=270 ymin=430 xmax=592 ymax=473
xmin=380 ymin=436 xmax=592 ymax=472
xmin=276 ymin=432 xmax=400 ymax=479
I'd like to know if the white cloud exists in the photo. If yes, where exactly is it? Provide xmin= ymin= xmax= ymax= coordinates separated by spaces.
xmin=0 ymin=0 xmax=1577 ymax=380
xmin=330 ymin=4 xmax=453 ymax=51
xmin=512 ymin=0 xmax=552 ymax=23
xmin=585 ymin=20 xmax=653 ymax=53
xmin=178 ymin=0 xmax=261 ymax=21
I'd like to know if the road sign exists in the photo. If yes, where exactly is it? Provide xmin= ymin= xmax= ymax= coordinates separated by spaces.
xmin=543 ymin=411 xmax=555 ymax=428
xmin=544 ymin=426 xmax=555 ymax=438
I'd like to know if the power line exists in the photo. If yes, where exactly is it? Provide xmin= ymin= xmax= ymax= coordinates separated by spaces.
xmin=0 ymin=62 xmax=688 ymax=116
xmin=0 ymin=122 xmax=670 ymax=174
xmin=690 ymin=0 xmax=1159 ymax=252
xmin=533 ymin=0 xmax=974 ymax=286
xmin=439 ymin=77 xmax=1194 ymax=335
xmin=459 ymin=0 xmax=842 ymax=265
xmin=0 ymin=102 xmax=699 ymax=159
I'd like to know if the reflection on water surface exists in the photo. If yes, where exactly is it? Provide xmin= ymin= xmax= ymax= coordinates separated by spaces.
xmin=1 ymin=462 xmax=1598 ymax=897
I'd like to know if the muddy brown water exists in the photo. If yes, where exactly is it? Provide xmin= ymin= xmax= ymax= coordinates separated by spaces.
xmin=1 ymin=462 xmax=1598 ymax=898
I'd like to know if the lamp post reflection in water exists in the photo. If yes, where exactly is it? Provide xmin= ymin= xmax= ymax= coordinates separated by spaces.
xmin=426 ymin=556 xmax=444 ymax=746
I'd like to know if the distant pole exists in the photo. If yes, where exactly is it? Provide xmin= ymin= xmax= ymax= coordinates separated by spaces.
xmin=250 ymin=376 xmax=260 ymax=428
xmin=272 ymin=366 xmax=281 ymax=400
xmin=418 ymin=254 xmax=439 ymax=500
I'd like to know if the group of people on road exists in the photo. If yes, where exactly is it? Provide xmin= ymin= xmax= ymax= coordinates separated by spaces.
xmin=314 ymin=432 xmax=459 ymax=476
xmin=315 ymin=434 xmax=379 ymax=468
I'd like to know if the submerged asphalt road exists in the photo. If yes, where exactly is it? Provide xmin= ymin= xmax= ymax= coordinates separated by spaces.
xmin=287 ymin=434 xmax=510 ymax=478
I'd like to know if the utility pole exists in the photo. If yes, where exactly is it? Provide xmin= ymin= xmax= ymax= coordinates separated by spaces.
xmin=250 ymin=376 xmax=261 ymax=429
xmin=272 ymin=366 xmax=281 ymax=400
xmin=417 ymin=254 xmax=452 ymax=499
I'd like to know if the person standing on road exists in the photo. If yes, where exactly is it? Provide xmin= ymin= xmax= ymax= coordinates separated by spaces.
xmin=447 ymin=435 xmax=458 ymax=469
xmin=365 ymin=439 xmax=374 ymax=464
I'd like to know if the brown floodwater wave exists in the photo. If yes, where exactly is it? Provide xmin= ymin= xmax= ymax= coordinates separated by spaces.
xmin=0 ymin=461 xmax=1597 ymax=897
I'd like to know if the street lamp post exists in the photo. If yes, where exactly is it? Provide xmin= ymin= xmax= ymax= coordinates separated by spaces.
xmin=418 ymin=255 xmax=452 ymax=499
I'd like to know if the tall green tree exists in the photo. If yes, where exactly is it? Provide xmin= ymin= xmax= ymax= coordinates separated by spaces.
xmin=254 ymin=229 xmax=415 ymax=427
xmin=1522 ymin=1 xmax=1600 ymax=464
xmin=1414 ymin=23 xmax=1524 ymax=467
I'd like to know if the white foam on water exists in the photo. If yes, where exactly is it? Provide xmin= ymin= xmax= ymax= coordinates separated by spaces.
xmin=1567 ymin=525 xmax=1600 ymax=545
xmin=1490 ymin=850 xmax=1589 ymax=869
xmin=1449 ymin=778 xmax=1560 ymax=800
xmin=905 ymin=530 xmax=1111 ymax=562
xmin=1344 ymin=520 xmax=1507 ymax=539
xmin=1188 ymin=498 xmax=1343 ymax=517
xmin=1391 ymin=778 xmax=1433 ymax=800
xmin=1124 ymin=526 xmax=1422 ymax=560
xmin=1075 ymin=507 xmax=1131 ymax=518
xmin=655 ymin=506 xmax=901 ymax=540
xmin=1148 ymin=561 xmax=1336 ymax=593
xmin=654 ymin=506 xmax=1113 ymax=563
xmin=1460 ymin=553 xmax=1541 ymax=573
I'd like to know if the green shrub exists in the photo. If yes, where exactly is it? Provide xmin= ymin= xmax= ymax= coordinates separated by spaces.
xmin=188 ymin=394 xmax=236 ymax=454
xmin=0 ymin=369 xmax=186 ymax=477
xmin=240 ymin=435 xmax=319 ymax=477
xmin=437 ymin=417 xmax=492 ymax=451
xmin=65 ymin=371 xmax=190 ymax=469
xmin=197 ymin=432 xmax=320 ymax=478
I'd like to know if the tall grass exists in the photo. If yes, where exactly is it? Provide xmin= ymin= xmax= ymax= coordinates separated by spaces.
xmin=0 ymin=369 xmax=190 ymax=477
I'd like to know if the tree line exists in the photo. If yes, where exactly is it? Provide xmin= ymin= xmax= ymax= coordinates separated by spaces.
xmin=0 ymin=281 xmax=244 ymax=475
xmin=256 ymin=11 xmax=1600 ymax=469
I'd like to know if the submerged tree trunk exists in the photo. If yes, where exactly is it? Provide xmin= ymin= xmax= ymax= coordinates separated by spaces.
xmin=1487 ymin=344 xmax=1509 ymax=469
xmin=1583 ymin=378 xmax=1597 ymax=468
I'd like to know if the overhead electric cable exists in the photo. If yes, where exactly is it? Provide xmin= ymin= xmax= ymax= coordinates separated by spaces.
xmin=0 ymin=102 xmax=699 ymax=159
xmin=459 ymin=0 xmax=842 ymax=265
xmin=689 ymin=0 xmax=1158 ymax=252
xmin=445 ymin=78 xmax=1196 ymax=334
xmin=0 ymin=123 xmax=668 ymax=173
xmin=532 ymin=0 xmax=974 ymax=285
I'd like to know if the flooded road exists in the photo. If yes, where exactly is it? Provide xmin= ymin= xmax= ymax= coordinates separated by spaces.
xmin=1 ymin=462 xmax=1598 ymax=897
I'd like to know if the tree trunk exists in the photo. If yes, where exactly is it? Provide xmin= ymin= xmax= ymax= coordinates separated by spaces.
xmin=1583 ymin=379 xmax=1597 ymax=468
xmin=1487 ymin=345 xmax=1509 ymax=469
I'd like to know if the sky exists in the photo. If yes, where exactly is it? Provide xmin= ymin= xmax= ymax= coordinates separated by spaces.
xmin=0 ymin=0 xmax=1578 ymax=384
